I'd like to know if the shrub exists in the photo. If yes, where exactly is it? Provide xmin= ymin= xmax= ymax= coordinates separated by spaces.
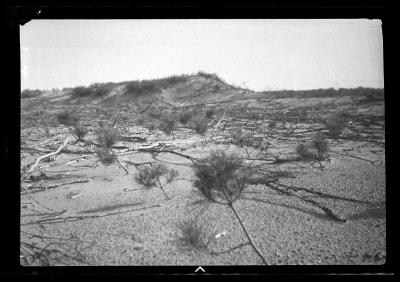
xmin=96 ymin=126 xmax=119 ymax=148
xmin=147 ymin=106 xmax=163 ymax=119
xmin=134 ymin=166 xmax=158 ymax=188
xmin=193 ymin=151 xmax=249 ymax=204
xmin=312 ymin=134 xmax=329 ymax=161
xmin=21 ymin=89 xmax=42 ymax=99
xmin=166 ymin=169 xmax=179 ymax=184
xmin=175 ymin=217 xmax=208 ymax=251
xmin=70 ymin=86 xmax=93 ymax=98
xmin=296 ymin=143 xmax=314 ymax=161
xmin=205 ymin=107 xmax=216 ymax=119
xmin=296 ymin=135 xmax=329 ymax=162
xmin=187 ymin=116 xmax=208 ymax=135
xmin=72 ymin=123 xmax=88 ymax=140
xmin=56 ymin=109 xmax=79 ymax=126
xmin=325 ymin=114 xmax=347 ymax=138
xmin=134 ymin=163 xmax=168 ymax=188
xmin=96 ymin=148 xmax=116 ymax=165
xmin=125 ymin=80 xmax=160 ymax=96
xmin=179 ymin=109 xmax=196 ymax=124
xmin=268 ymin=120 xmax=277 ymax=129
xmin=158 ymin=113 xmax=176 ymax=136
xmin=90 ymin=82 xmax=115 ymax=96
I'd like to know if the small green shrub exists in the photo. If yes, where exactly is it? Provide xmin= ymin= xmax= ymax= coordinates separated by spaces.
xmin=158 ymin=113 xmax=177 ymax=136
xmin=312 ymin=134 xmax=329 ymax=161
xmin=125 ymin=80 xmax=160 ymax=96
xmin=296 ymin=143 xmax=314 ymax=161
xmin=56 ymin=109 xmax=79 ymax=126
xmin=96 ymin=126 xmax=119 ymax=148
xmin=21 ymin=89 xmax=42 ymax=99
xmin=179 ymin=109 xmax=196 ymax=124
xmin=268 ymin=120 xmax=277 ymax=128
xmin=134 ymin=163 xmax=168 ymax=188
xmin=193 ymin=151 xmax=249 ymax=204
xmin=175 ymin=217 xmax=208 ymax=251
xmin=205 ymin=107 xmax=216 ymax=119
xmin=187 ymin=116 xmax=208 ymax=135
xmin=148 ymin=106 xmax=163 ymax=119
xmin=96 ymin=148 xmax=116 ymax=165
xmin=166 ymin=169 xmax=179 ymax=184
xmin=325 ymin=114 xmax=347 ymax=138
xmin=70 ymin=86 xmax=93 ymax=98
xmin=72 ymin=123 xmax=88 ymax=140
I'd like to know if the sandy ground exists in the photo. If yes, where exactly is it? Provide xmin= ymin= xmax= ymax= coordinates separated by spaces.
xmin=20 ymin=93 xmax=386 ymax=266
xmin=20 ymin=139 xmax=386 ymax=265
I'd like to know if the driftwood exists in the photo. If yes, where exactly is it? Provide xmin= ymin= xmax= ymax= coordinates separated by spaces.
xmin=22 ymin=179 xmax=90 ymax=194
xmin=21 ymin=138 xmax=70 ymax=183
xmin=249 ymin=178 xmax=346 ymax=222
xmin=21 ymin=203 xmax=162 ymax=226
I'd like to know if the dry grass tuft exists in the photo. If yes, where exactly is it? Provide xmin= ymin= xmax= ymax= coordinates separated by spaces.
xmin=193 ymin=150 xmax=249 ymax=204
xmin=96 ymin=126 xmax=119 ymax=148
xmin=96 ymin=148 xmax=116 ymax=165
xmin=175 ymin=217 xmax=208 ymax=251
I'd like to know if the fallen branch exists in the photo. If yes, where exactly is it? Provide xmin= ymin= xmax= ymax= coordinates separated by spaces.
xmin=329 ymin=149 xmax=377 ymax=165
xmin=22 ymin=179 xmax=90 ymax=194
xmin=115 ymin=158 xmax=129 ymax=174
xmin=268 ymin=182 xmax=346 ymax=222
xmin=274 ymin=182 xmax=375 ymax=206
xmin=22 ymin=138 xmax=70 ymax=182
xmin=21 ymin=203 xmax=162 ymax=226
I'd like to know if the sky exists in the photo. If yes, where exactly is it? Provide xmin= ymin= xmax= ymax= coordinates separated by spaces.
xmin=20 ymin=19 xmax=384 ymax=91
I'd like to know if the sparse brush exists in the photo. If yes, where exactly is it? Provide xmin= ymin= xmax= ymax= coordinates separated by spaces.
xmin=72 ymin=123 xmax=88 ymax=140
xmin=21 ymin=89 xmax=42 ymax=99
xmin=175 ymin=217 xmax=208 ymax=251
xmin=158 ymin=113 xmax=176 ymax=136
xmin=96 ymin=148 xmax=116 ymax=165
xmin=56 ymin=109 xmax=79 ymax=126
xmin=187 ymin=116 xmax=208 ymax=135
xmin=134 ymin=166 xmax=158 ymax=188
xmin=325 ymin=114 xmax=347 ymax=138
xmin=148 ymin=107 xmax=163 ymax=119
xmin=268 ymin=120 xmax=277 ymax=129
xmin=166 ymin=169 xmax=179 ymax=184
xmin=134 ymin=164 xmax=168 ymax=188
xmin=193 ymin=150 xmax=249 ymax=204
xmin=179 ymin=109 xmax=196 ymax=124
xmin=205 ymin=107 xmax=216 ymax=119
xmin=312 ymin=134 xmax=329 ymax=161
xmin=70 ymin=86 xmax=93 ymax=98
xmin=296 ymin=143 xmax=315 ymax=161
xmin=96 ymin=126 xmax=119 ymax=148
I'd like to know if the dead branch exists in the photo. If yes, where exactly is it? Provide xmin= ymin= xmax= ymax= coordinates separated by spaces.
xmin=329 ymin=149 xmax=377 ymax=165
xmin=22 ymin=179 xmax=90 ymax=194
xmin=115 ymin=157 xmax=129 ymax=174
xmin=267 ymin=182 xmax=346 ymax=222
xmin=22 ymin=138 xmax=70 ymax=182
xmin=273 ymin=182 xmax=375 ymax=206
xmin=21 ymin=203 xmax=162 ymax=226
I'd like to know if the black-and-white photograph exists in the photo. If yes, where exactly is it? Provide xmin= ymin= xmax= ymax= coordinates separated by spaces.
xmin=20 ymin=19 xmax=385 ymax=267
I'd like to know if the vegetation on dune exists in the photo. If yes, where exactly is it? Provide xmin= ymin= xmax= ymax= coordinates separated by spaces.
xmin=262 ymin=87 xmax=384 ymax=99
xmin=158 ymin=113 xmax=177 ymax=137
xmin=187 ymin=115 xmax=209 ymax=135
xmin=325 ymin=113 xmax=347 ymax=138
xmin=175 ymin=217 xmax=209 ymax=251
xmin=96 ymin=148 xmax=117 ymax=165
xmin=56 ymin=109 xmax=80 ymax=126
xmin=21 ymin=70 xmax=385 ymax=266
xmin=193 ymin=150 xmax=250 ymax=204
xmin=95 ymin=126 xmax=119 ymax=148
xmin=21 ymin=89 xmax=43 ymax=99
